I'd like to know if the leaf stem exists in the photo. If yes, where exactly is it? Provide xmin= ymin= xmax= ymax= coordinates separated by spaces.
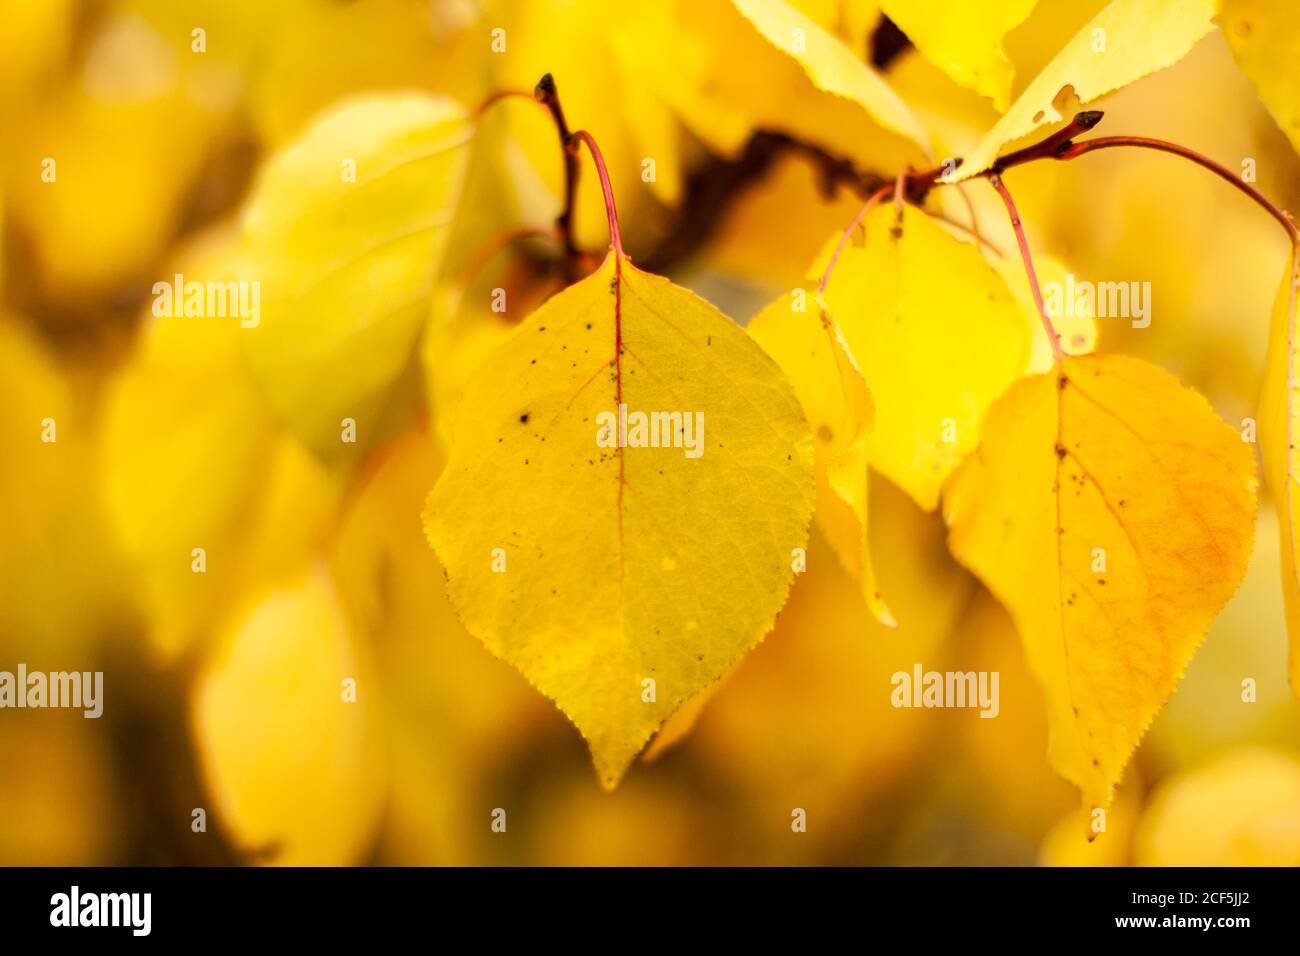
xmin=533 ymin=74 xmax=584 ymax=277
xmin=987 ymin=173 xmax=1062 ymax=360
xmin=474 ymin=88 xmax=541 ymax=116
xmin=569 ymin=129 xmax=625 ymax=260
xmin=1057 ymin=135 xmax=1299 ymax=244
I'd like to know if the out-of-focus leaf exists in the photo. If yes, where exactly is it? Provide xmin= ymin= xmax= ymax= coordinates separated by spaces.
xmin=241 ymin=92 xmax=473 ymax=457
xmin=1217 ymin=0 xmax=1300 ymax=156
xmin=1135 ymin=747 xmax=1300 ymax=865
xmin=880 ymin=0 xmax=1039 ymax=110
xmin=192 ymin=567 xmax=385 ymax=866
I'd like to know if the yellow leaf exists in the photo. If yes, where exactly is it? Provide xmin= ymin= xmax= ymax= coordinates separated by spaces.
xmin=425 ymin=251 xmax=815 ymax=788
xmin=247 ymin=0 xmax=479 ymax=147
xmin=1258 ymin=253 xmax=1300 ymax=697
xmin=101 ymin=228 xmax=339 ymax=657
xmin=0 ymin=13 xmax=232 ymax=304
xmin=1218 ymin=0 xmax=1300 ymax=155
xmin=241 ymin=91 xmax=473 ymax=456
xmin=951 ymin=0 xmax=1217 ymax=181
xmin=732 ymin=0 xmax=929 ymax=158
xmin=944 ymin=353 xmax=1257 ymax=809
xmin=821 ymin=204 xmax=1031 ymax=510
xmin=749 ymin=289 xmax=894 ymax=623
xmin=0 ymin=316 xmax=113 ymax=650
xmin=646 ymin=0 xmax=929 ymax=173
xmin=879 ymin=0 xmax=1039 ymax=111
xmin=1135 ymin=747 xmax=1300 ymax=865
xmin=192 ymin=566 xmax=385 ymax=865
xmin=0 ymin=0 xmax=73 ymax=96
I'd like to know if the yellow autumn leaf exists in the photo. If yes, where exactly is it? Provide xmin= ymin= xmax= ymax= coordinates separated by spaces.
xmin=241 ymin=91 xmax=473 ymax=457
xmin=1217 ymin=0 xmax=1300 ymax=155
xmin=879 ymin=0 xmax=1039 ymax=111
xmin=246 ymin=0 xmax=480 ymax=147
xmin=0 ymin=0 xmax=73 ymax=96
xmin=944 ymin=353 xmax=1256 ymax=810
xmin=1258 ymin=253 xmax=1300 ymax=697
xmin=0 ymin=315 xmax=115 ymax=651
xmin=0 ymin=12 xmax=233 ymax=304
xmin=950 ymin=0 xmax=1217 ymax=181
xmin=1135 ymin=747 xmax=1300 ymax=865
xmin=732 ymin=0 xmax=929 ymax=160
xmin=425 ymin=251 xmax=815 ymax=788
xmin=644 ymin=0 xmax=929 ymax=174
xmin=820 ymin=203 xmax=1031 ymax=510
xmin=749 ymin=289 xmax=894 ymax=623
xmin=191 ymin=566 xmax=385 ymax=866
xmin=100 ymin=227 xmax=339 ymax=657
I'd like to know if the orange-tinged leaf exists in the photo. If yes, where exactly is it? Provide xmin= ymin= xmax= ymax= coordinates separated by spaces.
xmin=425 ymin=250 xmax=815 ymax=788
xmin=944 ymin=353 xmax=1256 ymax=809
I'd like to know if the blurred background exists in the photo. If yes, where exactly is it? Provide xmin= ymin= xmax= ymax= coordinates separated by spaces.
xmin=1 ymin=0 xmax=1298 ymax=865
